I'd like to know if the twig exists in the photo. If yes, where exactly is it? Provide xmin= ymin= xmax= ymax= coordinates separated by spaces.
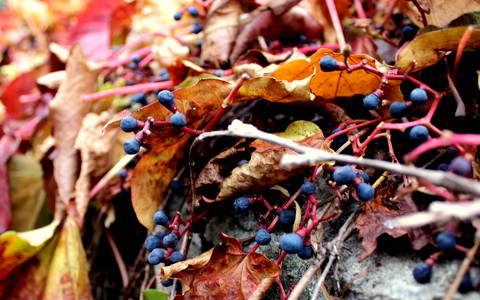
xmin=105 ymin=228 xmax=129 ymax=288
xmin=325 ymin=0 xmax=346 ymax=50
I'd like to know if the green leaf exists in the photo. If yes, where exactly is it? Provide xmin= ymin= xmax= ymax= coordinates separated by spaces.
xmin=143 ymin=289 xmax=169 ymax=300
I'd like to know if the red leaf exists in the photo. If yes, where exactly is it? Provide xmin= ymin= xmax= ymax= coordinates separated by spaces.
xmin=0 ymin=135 xmax=20 ymax=234
xmin=1 ymin=71 xmax=38 ymax=121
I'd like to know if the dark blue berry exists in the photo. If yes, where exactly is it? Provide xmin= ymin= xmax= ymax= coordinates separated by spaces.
xmin=297 ymin=245 xmax=314 ymax=259
xmin=410 ymin=88 xmax=428 ymax=106
xmin=119 ymin=168 xmax=128 ymax=179
xmin=279 ymin=210 xmax=296 ymax=225
xmin=279 ymin=233 xmax=303 ymax=254
xmin=163 ymin=233 xmax=179 ymax=248
xmin=128 ymin=61 xmax=137 ymax=70
xmin=192 ymin=23 xmax=203 ymax=34
xmin=120 ymin=116 xmax=138 ymax=132
xmin=320 ymin=56 xmax=338 ymax=72
xmin=356 ymin=183 xmax=375 ymax=201
xmin=144 ymin=235 xmax=162 ymax=251
xmin=363 ymin=94 xmax=380 ymax=110
xmin=357 ymin=172 xmax=369 ymax=183
xmin=436 ymin=163 xmax=449 ymax=171
xmin=132 ymin=56 xmax=142 ymax=64
xmin=458 ymin=272 xmax=474 ymax=293
xmin=233 ymin=197 xmax=250 ymax=212
xmin=412 ymin=263 xmax=431 ymax=283
xmin=389 ymin=102 xmax=408 ymax=118
xmin=214 ymin=70 xmax=223 ymax=77
xmin=435 ymin=231 xmax=456 ymax=251
xmin=238 ymin=159 xmax=249 ymax=166
xmin=188 ymin=6 xmax=199 ymax=17
xmin=301 ymin=182 xmax=316 ymax=195
xmin=170 ymin=179 xmax=183 ymax=191
xmin=131 ymin=92 xmax=147 ymax=105
xmin=298 ymin=34 xmax=307 ymax=44
xmin=449 ymin=156 xmax=472 ymax=177
xmin=195 ymin=39 xmax=203 ymax=47
xmin=153 ymin=211 xmax=169 ymax=226
xmin=157 ymin=90 xmax=175 ymax=106
xmin=171 ymin=112 xmax=187 ymax=129
xmin=401 ymin=25 xmax=416 ymax=42
xmin=169 ymin=251 xmax=184 ymax=263
xmin=409 ymin=125 xmax=429 ymax=142
xmin=123 ymin=138 xmax=141 ymax=155
xmin=331 ymin=128 xmax=348 ymax=144
xmin=159 ymin=69 xmax=169 ymax=81
xmin=255 ymin=229 xmax=272 ymax=245
xmin=332 ymin=166 xmax=356 ymax=185
xmin=161 ymin=279 xmax=174 ymax=287
xmin=155 ymin=231 xmax=166 ymax=240
xmin=148 ymin=248 xmax=165 ymax=265
xmin=173 ymin=11 xmax=183 ymax=21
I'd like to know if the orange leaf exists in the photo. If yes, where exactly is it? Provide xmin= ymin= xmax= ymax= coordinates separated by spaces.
xmin=272 ymin=48 xmax=382 ymax=100
xmin=161 ymin=233 xmax=281 ymax=299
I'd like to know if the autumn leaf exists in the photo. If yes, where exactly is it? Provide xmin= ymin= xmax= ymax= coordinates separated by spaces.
xmin=395 ymin=26 xmax=480 ymax=74
xmin=306 ymin=0 xmax=352 ymax=45
xmin=272 ymin=48 xmax=384 ymax=100
xmin=119 ymin=76 xmax=313 ymax=229
xmin=196 ymin=120 xmax=330 ymax=203
xmin=49 ymin=45 xmax=100 ymax=219
xmin=355 ymin=184 xmax=433 ymax=261
xmin=0 ymin=134 xmax=19 ymax=234
xmin=161 ymin=233 xmax=281 ymax=299
xmin=43 ymin=217 xmax=92 ymax=299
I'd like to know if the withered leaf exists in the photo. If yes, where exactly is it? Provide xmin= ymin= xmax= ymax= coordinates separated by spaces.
xmin=49 ymin=45 xmax=100 ymax=213
xmin=161 ymin=233 xmax=281 ymax=299
xmin=0 ymin=134 xmax=19 ymax=234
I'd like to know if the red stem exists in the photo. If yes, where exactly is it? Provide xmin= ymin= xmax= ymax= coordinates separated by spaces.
xmin=82 ymin=81 xmax=174 ymax=102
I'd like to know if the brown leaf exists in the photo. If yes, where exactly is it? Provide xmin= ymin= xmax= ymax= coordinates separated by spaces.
xmin=74 ymin=112 xmax=119 ymax=222
xmin=49 ymin=45 xmax=100 ymax=213
xmin=306 ymin=0 xmax=352 ymax=44
xmin=201 ymin=0 xmax=253 ymax=68
xmin=113 ymin=77 xmax=313 ymax=229
xmin=152 ymin=36 xmax=190 ymax=69
xmin=161 ymin=233 xmax=281 ymax=299
xmin=355 ymin=184 xmax=433 ymax=261
xmin=395 ymin=27 xmax=480 ymax=74
xmin=272 ymin=49 xmax=384 ymax=100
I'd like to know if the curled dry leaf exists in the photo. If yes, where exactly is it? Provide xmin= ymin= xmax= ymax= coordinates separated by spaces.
xmin=152 ymin=36 xmax=190 ymax=69
xmin=196 ymin=120 xmax=330 ymax=203
xmin=395 ymin=26 xmax=480 ymax=74
xmin=161 ymin=233 xmax=281 ymax=299
xmin=74 ymin=112 xmax=119 ymax=222
xmin=109 ymin=76 xmax=313 ymax=229
xmin=355 ymin=183 xmax=433 ymax=261
xmin=49 ymin=45 xmax=100 ymax=216
xmin=272 ymin=49 xmax=390 ymax=101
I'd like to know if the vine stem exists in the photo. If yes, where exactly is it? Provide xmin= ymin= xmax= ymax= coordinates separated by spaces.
xmin=325 ymin=0 xmax=346 ymax=50
xmin=82 ymin=81 xmax=174 ymax=102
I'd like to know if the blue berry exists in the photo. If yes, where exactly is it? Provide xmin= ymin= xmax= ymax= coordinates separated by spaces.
xmin=169 ymin=251 xmax=184 ymax=263
xmin=195 ymin=39 xmax=203 ymax=47
xmin=332 ymin=166 xmax=356 ymax=185
xmin=157 ymin=90 xmax=175 ymax=106
xmin=144 ymin=235 xmax=162 ymax=251
xmin=161 ymin=279 xmax=174 ymax=287
xmin=458 ymin=272 xmax=474 ymax=293
xmin=188 ymin=6 xmax=199 ymax=17
xmin=297 ymin=245 xmax=314 ymax=259
xmin=173 ymin=11 xmax=183 ymax=21
xmin=298 ymin=34 xmax=307 ymax=44
xmin=449 ymin=156 xmax=472 ymax=177
xmin=170 ymin=179 xmax=183 ymax=190
xmin=363 ymin=94 xmax=380 ymax=110
xmin=331 ymin=128 xmax=348 ymax=144
xmin=233 ymin=197 xmax=250 ymax=212
xmin=436 ymin=163 xmax=449 ymax=171
xmin=119 ymin=168 xmax=128 ymax=179
xmin=409 ymin=125 xmax=429 ymax=142
xmin=279 ymin=233 xmax=303 ymax=254
xmin=155 ymin=231 xmax=166 ymax=240
xmin=356 ymin=183 xmax=375 ymax=201
xmin=132 ymin=56 xmax=142 ymax=64
xmin=131 ymin=92 xmax=147 ymax=105
xmin=148 ymin=248 xmax=165 ymax=265
xmin=238 ymin=159 xmax=249 ymax=166
xmin=412 ymin=263 xmax=431 ymax=283
xmin=153 ymin=211 xmax=169 ymax=226
xmin=301 ymin=182 xmax=316 ymax=195
xmin=279 ymin=210 xmax=296 ymax=225
xmin=192 ymin=23 xmax=203 ymax=34
xmin=401 ymin=25 xmax=416 ymax=41
xmin=320 ymin=56 xmax=338 ymax=72
xmin=435 ymin=231 xmax=456 ymax=251
xmin=389 ymin=102 xmax=408 ymax=118
xmin=123 ymin=138 xmax=141 ymax=155
xmin=255 ymin=229 xmax=272 ymax=245
xmin=214 ymin=70 xmax=223 ymax=77
xmin=120 ymin=116 xmax=138 ymax=132
xmin=410 ymin=88 xmax=428 ymax=106
xmin=163 ymin=233 xmax=179 ymax=248
xmin=356 ymin=172 xmax=369 ymax=183
xmin=159 ymin=69 xmax=169 ymax=81
xmin=171 ymin=112 xmax=187 ymax=129
xmin=128 ymin=61 xmax=137 ymax=70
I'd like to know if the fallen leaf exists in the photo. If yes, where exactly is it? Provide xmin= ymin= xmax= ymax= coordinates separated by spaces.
xmin=306 ymin=0 xmax=352 ymax=44
xmin=1 ymin=69 xmax=41 ymax=121
xmin=272 ymin=48 xmax=383 ymax=100
xmin=398 ymin=0 xmax=480 ymax=28
xmin=0 ymin=134 xmax=20 ymax=234
xmin=355 ymin=184 xmax=433 ymax=261
xmin=0 ymin=219 xmax=60 ymax=280
xmin=161 ymin=233 xmax=281 ymax=299
xmin=49 ymin=45 xmax=100 ymax=216
xmin=44 ymin=217 xmax=93 ymax=299
xmin=152 ymin=36 xmax=190 ymax=69
xmin=395 ymin=26 xmax=480 ymax=74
